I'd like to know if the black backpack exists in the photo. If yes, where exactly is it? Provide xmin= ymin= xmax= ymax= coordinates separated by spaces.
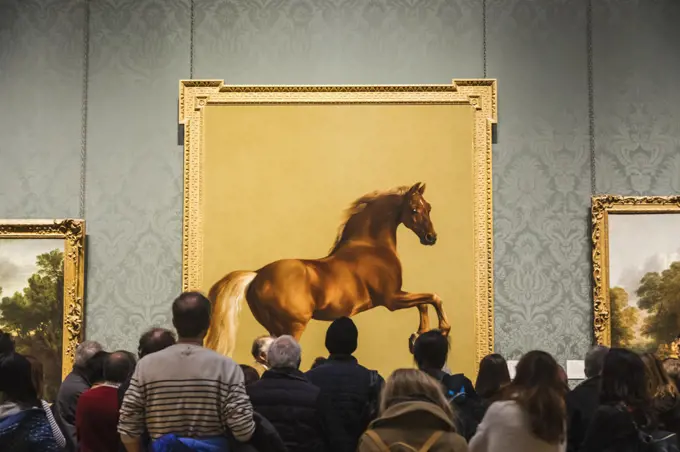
xmin=614 ymin=404 xmax=680 ymax=452
xmin=439 ymin=373 xmax=485 ymax=441
xmin=636 ymin=430 xmax=680 ymax=452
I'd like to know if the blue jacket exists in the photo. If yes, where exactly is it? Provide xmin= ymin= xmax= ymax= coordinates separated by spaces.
xmin=151 ymin=434 xmax=230 ymax=452
xmin=0 ymin=407 xmax=63 ymax=452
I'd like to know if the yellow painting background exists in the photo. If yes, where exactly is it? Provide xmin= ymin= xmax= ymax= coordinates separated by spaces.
xmin=202 ymin=103 xmax=476 ymax=378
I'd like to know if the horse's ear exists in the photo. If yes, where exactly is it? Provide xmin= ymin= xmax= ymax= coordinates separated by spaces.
xmin=408 ymin=182 xmax=422 ymax=196
xmin=418 ymin=183 xmax=426 ymax=194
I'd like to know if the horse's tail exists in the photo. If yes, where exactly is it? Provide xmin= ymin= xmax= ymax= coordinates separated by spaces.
xmin=205 ymin=270 xmax=257 ymax=357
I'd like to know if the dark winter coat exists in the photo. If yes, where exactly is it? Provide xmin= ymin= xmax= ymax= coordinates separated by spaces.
xmin=655 ymin=394 xmax=680 ymax=437
xmin=305 ymin=354 xmax=383 ymax=452
xmin=55 ymin=367 xmax=89 ymax=451
xmin=566 ymin=376 xmax=601 ymax=452
xmin=247 ymin=367 xmax=328 ymax=452
xmin=579 ymin=404 xmax=651 ymax=452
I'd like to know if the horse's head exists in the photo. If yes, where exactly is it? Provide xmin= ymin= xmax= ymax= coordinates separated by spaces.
xmin=401 ymin=182 xmax=437 ymax=246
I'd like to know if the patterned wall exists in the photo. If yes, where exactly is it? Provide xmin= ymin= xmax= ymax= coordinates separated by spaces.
xmin=1 ymin=0 xmax=679 ymax=366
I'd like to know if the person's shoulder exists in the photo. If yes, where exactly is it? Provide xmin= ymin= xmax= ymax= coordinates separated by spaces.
xmin=300 ymin=377 xmax=322 ymax=394
xmin=443 ymin=372 xmax=470 ymax=385
xmin=485 ymin=399 xmax=521 ymax=417
xmin=77 ymin=387 xmax=103 ymax=409
xmin=80 ymin=385 xmax=115 ymax=399
xmin=355 ymin=362 xmax=382 ymax=380
xmin=357 ymin=431 xmax=381 ymax=452
xmin=442 ymin=431 xmax=469 ymax=451
xmin=594 ymin=403 xmax=622 ymax=415
xmin=572 ymin=377 xmax=600 ymax=393
xmin=60 ymin=370 xmax=88 ymax=391
xmin=306 ymin=364 xmax=330 ymax=379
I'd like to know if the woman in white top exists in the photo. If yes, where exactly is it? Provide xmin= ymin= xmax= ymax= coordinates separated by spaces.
xmin=469 ymin=350 xmax=567 ymax=452
xmin=25 ymin=355 xmax=67 ymax=449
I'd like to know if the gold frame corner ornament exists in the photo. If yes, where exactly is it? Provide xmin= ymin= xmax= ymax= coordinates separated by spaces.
xmin=179 ymin=80 xmax=497 ymax=365
xmin=0 ymin=219 xmax=85 ymax=379
xmin=592 ymin=195 xmax=680 ymax=347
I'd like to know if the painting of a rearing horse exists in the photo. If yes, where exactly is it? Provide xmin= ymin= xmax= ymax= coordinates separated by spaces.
xmin=205 ymin=182 xmax=451 ymax=356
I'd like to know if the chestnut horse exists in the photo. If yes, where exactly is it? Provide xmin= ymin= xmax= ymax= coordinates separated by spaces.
xmin=205 ymin=182 xmax=451 ymax=356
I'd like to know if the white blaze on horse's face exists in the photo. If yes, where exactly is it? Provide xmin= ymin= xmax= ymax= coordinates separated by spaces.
xmin=402 ymin=182 xmax=437 ymax=246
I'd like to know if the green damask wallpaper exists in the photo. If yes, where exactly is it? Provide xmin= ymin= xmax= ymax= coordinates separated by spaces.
xmin=0 ymin=0 xmax=678 ymax=367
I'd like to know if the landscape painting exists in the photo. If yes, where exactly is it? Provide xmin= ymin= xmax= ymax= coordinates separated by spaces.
xmin=608 ymin=212 xmax=680 ymax=358
xmin=0 ymin=238 xmax=65 ymax=401
xmin=0 ymin=219 xmax=85 ymax=402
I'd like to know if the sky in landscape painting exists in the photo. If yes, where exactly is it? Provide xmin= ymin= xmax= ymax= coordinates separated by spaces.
xmin=609 ymin=213 xmax=680 ymax=308
xmin=0 ymin=239 xmax=63 ymax=298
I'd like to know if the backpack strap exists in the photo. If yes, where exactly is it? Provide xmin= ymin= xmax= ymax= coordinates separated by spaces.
xmin=418 ymin=431 xmax=444 ymax=452
xmin=364 ymin=429 xmax=444 ymax=452
xmin=365 ymin=430 xmax=391 ymax=452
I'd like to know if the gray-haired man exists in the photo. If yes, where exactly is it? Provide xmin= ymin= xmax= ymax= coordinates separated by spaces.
xmin=56 ymin=340 xmax=103 ymax=450
xmin=566 ymin=345 xmax=610 ymax=452
xmin=247 ymin=335 xmax=329 ymax=452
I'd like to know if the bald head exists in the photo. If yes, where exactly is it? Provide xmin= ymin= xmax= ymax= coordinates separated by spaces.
xmin=138 ymin=328 xmax=176 ymax=358
xmin=104 ymin=351 xmax=135 ymax=383
xmin=172 ymin=292 xmax=211 ymax=339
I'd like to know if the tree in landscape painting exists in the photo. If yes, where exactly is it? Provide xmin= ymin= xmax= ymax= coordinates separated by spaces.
xmin=610 ymin=286 xmax=640 ymax=349
xmin=637 ymin=262 xmax=680 ymax=357
xmin=0 ymin=249 xmax=64 ymax=401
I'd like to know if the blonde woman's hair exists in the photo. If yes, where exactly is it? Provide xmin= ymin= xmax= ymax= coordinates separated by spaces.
xmin=641 ymin=352 xmax=679 ymax=399
xmin=380 ymin=368 xmax=456 ymax=424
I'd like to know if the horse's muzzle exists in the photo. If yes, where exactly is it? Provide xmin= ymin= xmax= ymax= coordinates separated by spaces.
xmin=422 ymin=233 xmax=437 ymax=245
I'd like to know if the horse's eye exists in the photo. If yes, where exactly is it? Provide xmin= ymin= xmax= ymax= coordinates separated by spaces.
xmin=412 ymin=209 xmax=418 ymax=214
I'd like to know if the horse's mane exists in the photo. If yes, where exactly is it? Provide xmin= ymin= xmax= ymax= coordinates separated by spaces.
xmin=329 ymin=185 xmax=410 ymax=254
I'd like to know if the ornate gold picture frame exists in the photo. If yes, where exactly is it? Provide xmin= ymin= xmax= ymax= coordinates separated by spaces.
xmin=0 ymin=220 xmax=85 ymax=387
xmin=593 ymin=196 xmax=680 ymax=356
xmin=179 ymin=81 xmax=497 ymax=372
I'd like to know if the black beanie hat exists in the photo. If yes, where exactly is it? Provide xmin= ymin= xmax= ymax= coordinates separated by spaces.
xmin=325 ymin=317 xmax=358 ymax=355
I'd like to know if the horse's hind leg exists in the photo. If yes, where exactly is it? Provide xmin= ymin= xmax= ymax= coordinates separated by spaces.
xmin=417 ymin=305 xmax=430 ymax=333
xmin=386 ymin=291 xmax=451 ymax=336
xmin=409 ymin=305 xmax=431 ymax=351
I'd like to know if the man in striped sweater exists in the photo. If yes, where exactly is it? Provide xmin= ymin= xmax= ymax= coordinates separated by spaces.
xmin=118 ymin=292 xmax=256 ymax=451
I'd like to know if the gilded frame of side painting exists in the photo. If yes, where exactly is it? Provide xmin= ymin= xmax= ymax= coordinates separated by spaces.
xmin=592 ymin=195 xmax=680 ymax=353
xmin=178 ymin=80 xmax=497 ymax=365
xmin=0 ymin=219 xmax=85 ymax=380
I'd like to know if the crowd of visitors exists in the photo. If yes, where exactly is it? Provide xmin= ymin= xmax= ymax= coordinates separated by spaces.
xmin=2 ymin=291 xmax=680 ymax=451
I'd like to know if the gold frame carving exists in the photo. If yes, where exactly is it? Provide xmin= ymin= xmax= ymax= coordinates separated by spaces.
xmin=592 ymin=195 xmax=680 ymax=346
xmin=0 ymin=219 xmax=85 ymax=379
xmin=179 ymin=80 xmax=497 ymax=364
